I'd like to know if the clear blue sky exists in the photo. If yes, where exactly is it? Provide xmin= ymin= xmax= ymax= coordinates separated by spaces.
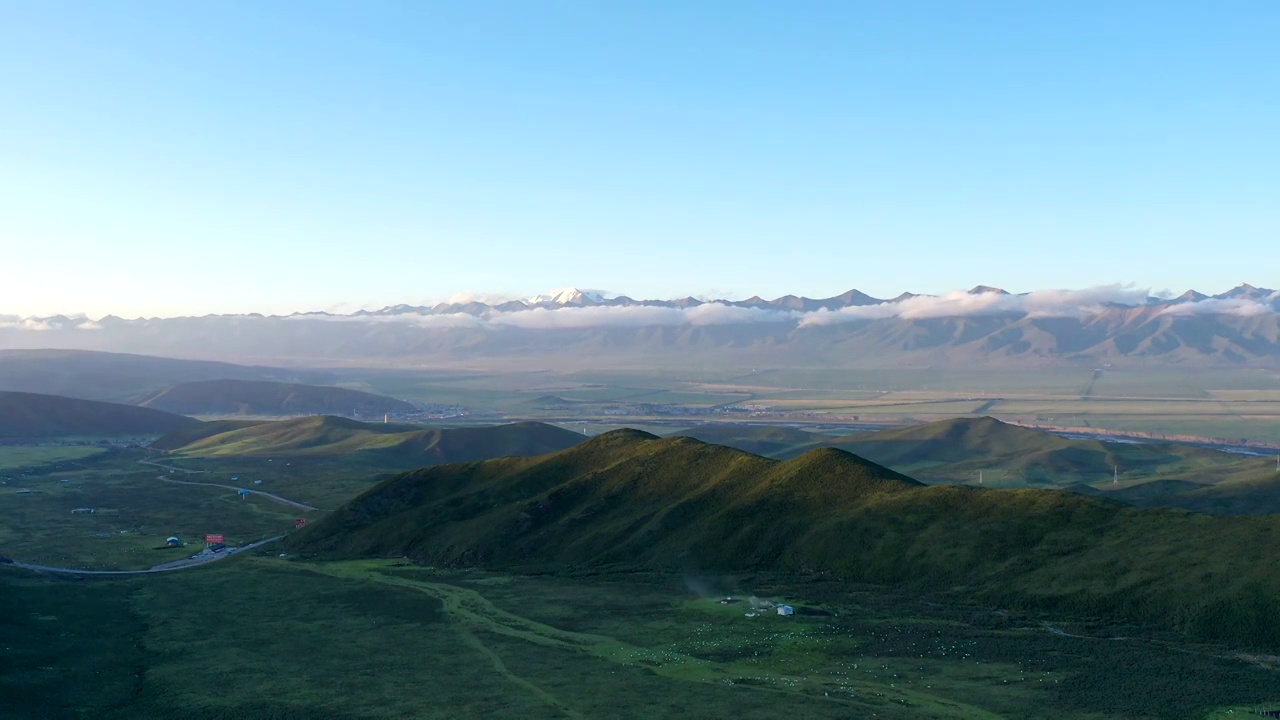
xmin=2 ymin=1 xmax=1276 ymax=317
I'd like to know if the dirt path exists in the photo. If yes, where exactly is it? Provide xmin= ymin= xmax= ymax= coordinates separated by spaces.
xmin=292 ymin=562 xmax=988 ymax=717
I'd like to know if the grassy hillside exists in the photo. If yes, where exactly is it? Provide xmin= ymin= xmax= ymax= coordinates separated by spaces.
xmin=290 ymin=430 xmax=1280 ymax=647
xmin=666 ymin=424 xmax=827 ymax=457
xmin=1121 ymin=473 xmax=1280 ymax=515
xmin=679 ymin=417 xmax=1259 ymax=491
xmin=146 ymin=419 xmax=269 ymax=450
xmin=0 ymin=391 xmax=198 ymax=440
xmin=137 ymin=379 xmax=415 ymax=417
xmin=834 ymin=417 xmax=1253 ymax=486
xmin=161 ymin=416 xmax=586 ymax=465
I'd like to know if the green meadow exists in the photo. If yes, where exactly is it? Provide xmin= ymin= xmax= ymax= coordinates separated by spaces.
xmin=4 ymin=557 xmax=1278 ymax=720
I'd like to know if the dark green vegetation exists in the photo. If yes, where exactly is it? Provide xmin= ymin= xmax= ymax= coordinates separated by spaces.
xmin=670 ymin=418 xmax=1280 ymax=515
xmin=157 ymin=416 xmax=586 ymax=464
xmin=291 ymin=430 xmax=1280 ymax=648
xmin=136 ymin=378 xmax=416 ymax=417
xmin=0 ymin=391 xmax=198 ymax=440
xmin=3 ymin=558 xmax=1277 ymax=719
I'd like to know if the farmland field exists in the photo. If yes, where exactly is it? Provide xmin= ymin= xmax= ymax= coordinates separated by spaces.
xmin=347 ymin=366 xmax=1280 ymax=444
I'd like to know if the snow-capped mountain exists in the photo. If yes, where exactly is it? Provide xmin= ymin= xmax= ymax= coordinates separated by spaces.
xmin=526 ymin=288 xmax=607 ymax=306
xmin=4 ymin=284 xmax=1280 ymax=368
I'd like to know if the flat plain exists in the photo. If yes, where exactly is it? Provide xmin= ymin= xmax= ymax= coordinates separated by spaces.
xmin=345 ymin=366 xmax=1280 ymax=443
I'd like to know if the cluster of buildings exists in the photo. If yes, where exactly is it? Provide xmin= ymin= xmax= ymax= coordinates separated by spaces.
xmin=601 ymin=403 xmax=778 ymax=418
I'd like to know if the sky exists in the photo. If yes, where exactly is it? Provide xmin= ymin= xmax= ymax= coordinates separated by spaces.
xmin=1 ymin=1 xmax=1277 ymax=318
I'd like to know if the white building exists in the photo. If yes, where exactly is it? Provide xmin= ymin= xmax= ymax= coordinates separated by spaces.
xmin=777 ymin=605 xmax=794 ymax=616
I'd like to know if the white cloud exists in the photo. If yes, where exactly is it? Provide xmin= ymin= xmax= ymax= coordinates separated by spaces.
xmin=6 ymin=285 xmax=1276 ymax=333
xmin=1159 ymin=298 xmax=1277 ymax=318
xmin=798 ymin=285 xmax=1151 ymax=326
xmin=0 ymin=317 xmax=53 ymax=331
xmin=489 ymin=303 xmax=800 ymax=329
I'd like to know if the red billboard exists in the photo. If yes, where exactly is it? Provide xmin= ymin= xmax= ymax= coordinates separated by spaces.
xmin=205 ymin=534 xmax=224 ymax=544
xmin=294 ymin=518 xmax=307 ymax=528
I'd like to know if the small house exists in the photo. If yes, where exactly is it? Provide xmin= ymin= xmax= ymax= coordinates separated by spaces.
xmin=166 ymin=536 xmax=181 ymax=547
xmin=777 ymin=605 xmax=794 ymax=617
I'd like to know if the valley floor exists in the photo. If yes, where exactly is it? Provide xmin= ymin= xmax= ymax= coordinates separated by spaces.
xmin=4 ymin=554 xmax=1278 ymax=720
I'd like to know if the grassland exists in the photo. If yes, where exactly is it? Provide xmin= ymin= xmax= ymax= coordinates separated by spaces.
xmin=3 ymin=556 xmax=1277 ymax=719
xmin=0 ymin=445 xmax=106 ymax=471
xmin=346 ymin=366 xmax=1280 ymax=444
xmin=0 ymin=449 xmax=308 ymax=569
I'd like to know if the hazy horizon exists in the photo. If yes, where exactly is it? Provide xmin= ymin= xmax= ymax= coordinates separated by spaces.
xmin=2 ymin=281 xmax=1276 ymax=322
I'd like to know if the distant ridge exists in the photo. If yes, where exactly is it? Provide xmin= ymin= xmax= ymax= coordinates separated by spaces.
xmin=0 ymin=349 xmax=319 ymax=403
xmin=136 ymin=379 xmax=415 ymax=417
xmin=288 ymin=429 xmax=1280 ymax=646
xmin=156 ymin=416 xmax=587 ymax=465
xmin=0 ymin=391 xmax=198 ymax=440
xmin=681 ymin=417 xmax=1250 ymax=490
xmin=4 ymin=284 xmax=1279 ymax=367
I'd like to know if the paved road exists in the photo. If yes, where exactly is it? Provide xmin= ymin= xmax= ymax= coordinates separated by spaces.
xmin=140 ymin=459 xmax=320 ymax=511
xmin=139 ymin=458 xmax=206 ymax=475
xmin=157 ymin=474 xmax=319 ymax=511
xmin=8 ymin=536 xmax=283 ymax=576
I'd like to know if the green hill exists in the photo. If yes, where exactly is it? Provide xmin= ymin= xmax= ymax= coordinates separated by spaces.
xmin=159 ymin=416 xmax=586 ymax=465
xmin=683 ymin=417 xmax=1255 ymax=491
xmin=0 ymin=391 xmax=198 ymax=440
xmin=136 ymin=378 xmax=415 ymax=417
xmin=289 ymin=429 xmax=1280 ymax=647
xmin=1120 ymin=472 xmax=1280 ymax=515
xmin=145 ymin=418 xmax=270 ymax=451
xmin=831 ymin=417 xmax=1249 ymax=486
xmin=666 ymin=424 xmax=827 ymax=457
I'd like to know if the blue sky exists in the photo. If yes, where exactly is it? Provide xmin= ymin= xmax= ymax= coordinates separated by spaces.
xmin=2 ymin=1 xmax=1277 ymax=317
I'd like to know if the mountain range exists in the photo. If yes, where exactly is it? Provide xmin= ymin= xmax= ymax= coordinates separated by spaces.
xmin=3 ymin=284 xmax=1279 ymax=367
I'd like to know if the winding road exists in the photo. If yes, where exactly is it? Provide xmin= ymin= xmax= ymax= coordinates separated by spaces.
xmin=8 ymin=536 xmax=283 ymax=576
xmin=140 ymin=458 xmax=320 ymax=511
xmin=2 ymin=457 xmax=320 ymax=576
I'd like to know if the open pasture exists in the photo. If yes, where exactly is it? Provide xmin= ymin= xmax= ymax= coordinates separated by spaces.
xmin=0 ymin=450 xmax=318 ymax=569
xmin=0 ymin=445 xmax=107 ymax=471
xmin=7 ymin=557 xmax=1274 ymax=719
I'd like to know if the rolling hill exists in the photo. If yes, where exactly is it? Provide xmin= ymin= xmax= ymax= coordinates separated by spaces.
xmin=667 ymin=424 xmax=827 ymax=457
xmin=0 ymin=391 xmax=199 ymax=440
xmin=674 ymin=417 xmax=1260 ymax=491
xmin=0 ymin=348 xmax=328 ymax=403
xmin=136 ymin=379 xmax=415 ymax=417
xmin=155 ymin=416 xmax=587 ymax=465
xmin=1117 ymin=472 xmax=1280 ymax=515
xmin=288 ymin=429 xmax=1280 ymax=646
